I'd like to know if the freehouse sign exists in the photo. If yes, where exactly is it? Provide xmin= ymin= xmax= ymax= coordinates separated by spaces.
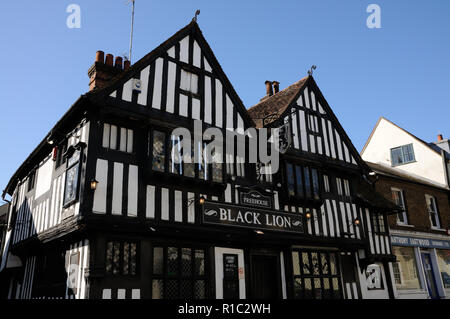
xmin=202 ymin=201 xmax=304 ymax=233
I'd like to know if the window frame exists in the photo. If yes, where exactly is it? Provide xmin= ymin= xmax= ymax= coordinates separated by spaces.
xmin=179 ymin=68 xmax=200 ymax=97
xmin=390 ymin=144 xmax=416 ymax=167
xmin=62 ymin=147 xmax=83 ymax=208
xmin=391 ymin=187 xmax=408 ymax=225
xmin=291 ymin=249 xmax=342 ymax=299
xmin=425 ymin=194 xmax=441 ymax=229
xmin=105 ymin=240 xmax=139 ymax=277
xmin=284 ymin=162 xmax=321 ymax=201
xmin=148 ymin=127 xmax=224 ymax=184
xmin=151 ymin=245 xmax=209 ymax=299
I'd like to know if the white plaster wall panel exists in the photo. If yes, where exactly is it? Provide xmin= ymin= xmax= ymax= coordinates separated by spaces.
xmin=137 ymin=65 xmax=150 ymax=105
xmin=35 ymin=157 xmax=53 ymax=199
xmin=151 ymin=58 xmax=163 ymax=110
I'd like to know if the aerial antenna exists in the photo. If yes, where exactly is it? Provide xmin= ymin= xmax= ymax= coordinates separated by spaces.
xmin=308 ymin=65 xmax=317 ymax=76
xmin=192 ymin=9 xmax=200 ymax=22
xmin=126 ymin=0 xmax=136 ymax=63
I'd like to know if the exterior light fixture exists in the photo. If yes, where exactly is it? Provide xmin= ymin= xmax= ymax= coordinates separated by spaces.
xmin=188 ymin=196 xmax=206 ymax=206
xmin=354 ymin=218 xmax=361 ymax=226
xmin=305 ymin=211 xmax=312 ymax=219
xmin=90 ymin=179 xmax=99 ymax=190
xmin=254 ymin=230 xmax=264 ymax=235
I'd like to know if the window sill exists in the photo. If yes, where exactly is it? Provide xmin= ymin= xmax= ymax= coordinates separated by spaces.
xmin=396 ymin=223 xmax=414 ymax=227
xmin=391 ymin=160 xmax=417 ymax=167
xmin=430 ymin=227 xmax=446 ymax=232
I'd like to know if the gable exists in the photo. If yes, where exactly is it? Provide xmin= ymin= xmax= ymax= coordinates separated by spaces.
xmin=361 ymin=118 xmax=448 ymax=186
xmin=280 ymin=78 xmax=365 ymax=168
xmin=105 ymin=22 xmax=251 ymax=133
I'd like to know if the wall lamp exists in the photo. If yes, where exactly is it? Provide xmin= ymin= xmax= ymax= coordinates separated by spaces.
xmin=254 ymin=230 xmax=264 ymax=235
xmin=188 ymin=196 xmax=206 ymax=207
xmin=90 ymin=179 xmax=99 ymax=191
xmin=305 ymin=211 xmax=312 ymax=220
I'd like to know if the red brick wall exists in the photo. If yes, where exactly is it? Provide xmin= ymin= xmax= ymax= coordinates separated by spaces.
xmin=374 ymin=176 xmax=450 ymax=234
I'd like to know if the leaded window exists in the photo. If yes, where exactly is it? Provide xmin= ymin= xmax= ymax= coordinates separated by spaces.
xmin=105 ymin=240 xmax=138 ymax=276
xmin=292 ymin=250 xmax=341 ymax=299
xmin=152 ymin=246 xmax=208 ymax=299
xmin=152 ymin=130 xmax=166 ymax=172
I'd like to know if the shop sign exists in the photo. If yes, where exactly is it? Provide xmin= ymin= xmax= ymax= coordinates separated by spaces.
xmin=239 ymin=189 xmax=272 ymax=209
xmin=391 ymin=235 xmax=450 ymax=249
xmin=202 ymin=201 xmax=303 ymax=233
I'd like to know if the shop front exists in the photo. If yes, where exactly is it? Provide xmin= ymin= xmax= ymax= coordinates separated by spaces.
xmin=390 ymin=231 xmax=450 ymax=299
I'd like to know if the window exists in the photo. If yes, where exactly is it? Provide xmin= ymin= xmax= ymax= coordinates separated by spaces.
xmin=323 ymin=175 xmax=330 ymax=193
xmin=150 ymin=129 xmax=222 ymax=183
xmin=292 ymin=250 xmax=341 ymax=299
xmin=336 ymin=178 xmax=351 ymax=197
xmin=436 ymin=250 xmax=450 ymax=289
xmin=392 ymin=246 xmax=422 ymax=290
xmin=307 ymin=113 xmax=320 ymax=134
xmin=226 ymin=152 xmax=246 ymax=179
xmin=106 ymin=240 xmax=138 ymax=276
xmin=371 ymin=213 xmax=386 ymax=233
xmin=152 ymin=130 xmax=166 ymax=172
xmin=391 ymin=144 xmax=415 ymax=166
xmin=102 ymin=123 xmax=133 ymax=153
xmin=152 ymin=246 xmax=207 ymax=299
xmin=425 ymin=194 xmax=441 ymax=228
xmin=55 ymin=141 xmax=67 ymax=169
xmin=27 ymin=170 xmax=36 ymax=192
xmin=63 ymin=149 xmax=81 ymax=206
xmin=391 ymin=188 xmax=408 ymax=225
xmin=180 ymin=69 xmax=199 ymax=94
xmin=285 ymin=163 xmax=320 ymax=200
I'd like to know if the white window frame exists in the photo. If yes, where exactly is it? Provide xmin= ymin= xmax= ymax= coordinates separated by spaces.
xmin=180 ymin=69 xmax=199 ymax=94
xmin=425 ymin=194 xmax=441 ymax=229
xmin=391 ymin=187 xmax=408 ymax=225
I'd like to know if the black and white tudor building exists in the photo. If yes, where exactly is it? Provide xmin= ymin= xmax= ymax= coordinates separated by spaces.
xmin=0 ymin=20 xmax=399 ymax=299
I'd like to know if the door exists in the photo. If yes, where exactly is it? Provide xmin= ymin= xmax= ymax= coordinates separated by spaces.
xmin=421 ymin=253 xmax=439 ymax=299
xmin=251 ymin=255 xmax=279 ymax=299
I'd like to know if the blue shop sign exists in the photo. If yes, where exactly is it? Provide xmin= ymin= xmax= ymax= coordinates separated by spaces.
xmin=391 ymin=235 xmax=450 ymax=249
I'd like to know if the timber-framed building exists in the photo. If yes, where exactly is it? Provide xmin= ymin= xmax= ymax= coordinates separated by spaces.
xmin=0 ymin=20 xmax=398 ymax=299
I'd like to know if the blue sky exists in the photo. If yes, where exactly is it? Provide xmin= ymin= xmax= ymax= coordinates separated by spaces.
xmin=0 ymin=0 xmax=449 ymax=198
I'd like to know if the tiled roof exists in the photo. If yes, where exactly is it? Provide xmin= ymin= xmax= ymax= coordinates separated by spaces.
xmin=247 ymin=77 xmax=309 ymax=128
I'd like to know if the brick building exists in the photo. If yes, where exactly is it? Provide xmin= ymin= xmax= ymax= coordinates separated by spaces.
xmin=362 ymin=118 xmax=450 ymax=299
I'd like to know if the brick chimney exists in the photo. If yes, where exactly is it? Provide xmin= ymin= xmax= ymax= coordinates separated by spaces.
xmin=88 ymin=51 xmax=127 ymax=91
xmin=272 ymin=81 xmax=280 ymax=94
xmin=438 ymin=134 xmax=443 ymax=142
xmin=265 ymin=81 xmax=273 ymax=97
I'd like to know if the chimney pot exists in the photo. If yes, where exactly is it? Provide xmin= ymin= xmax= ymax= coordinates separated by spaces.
xmin=124 ymin=60 xmax=131 ymax=70
xmin=273 ymin=81 xmax=280 ymax=94
xmin=105 ymin=54 xmax=114 ymax=66
xmin=438 ymin=134 xmax=443 ymax=142
xmin=95 ymin=51 xmax=105 ymax=63
xmin=265 ymin=80 xmax=273 ymax=96
xmin=115 ymin=56 xmax=123 ymax=69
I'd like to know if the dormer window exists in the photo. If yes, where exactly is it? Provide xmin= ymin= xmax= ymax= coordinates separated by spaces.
xmin=180 ymin=69 xmax=198 ymax=94
xmin=390 ymin=144 xmax=415 ymax=166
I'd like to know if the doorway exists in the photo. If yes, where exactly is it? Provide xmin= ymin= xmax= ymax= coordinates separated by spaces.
xmin=421 ymin=252 xmax=439 ymax=299
xmin=251 ymin=255 xmax=280 ymax=299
